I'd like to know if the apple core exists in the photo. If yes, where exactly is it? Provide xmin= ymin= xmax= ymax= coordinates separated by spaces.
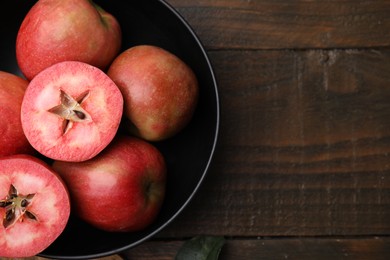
xmin=48 ymin=89 xmax=92 ymax=134
xmin=0 ymin=184 xmax=37 ymax=229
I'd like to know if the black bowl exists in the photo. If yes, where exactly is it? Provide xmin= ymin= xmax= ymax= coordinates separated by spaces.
xmin=1 ymin=0 xmax=219 ymax=258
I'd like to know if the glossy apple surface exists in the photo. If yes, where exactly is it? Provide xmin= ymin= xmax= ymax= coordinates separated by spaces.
xmin=52 ymin=135 xmax=166 ymax=232
xmin=0 ymin=155 xmax=70 ymax=257
xmin=16 ymin=0 xmax=121 ymax=80
xmin=0 ymin=71 xmax=35 ymax=156
xmin=21 ymin=61 xmax=123 ymax=162
xmin=108 ymin=45 xmax=199 ymax=141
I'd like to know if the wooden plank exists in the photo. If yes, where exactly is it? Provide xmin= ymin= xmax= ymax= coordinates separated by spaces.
xmin=122 ymin=237 xmax=390 ymax=260
xmin=166 ymin=0 xmax=390 ymax=49
xmin=155 ymin=49 xmax=390 ymax=237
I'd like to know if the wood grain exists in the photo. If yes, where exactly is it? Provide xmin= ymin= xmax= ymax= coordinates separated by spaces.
xmin=155 ymin=49 xmax=390 ymax=237
xmin=166 ymin=0 xmax=390 ymax=49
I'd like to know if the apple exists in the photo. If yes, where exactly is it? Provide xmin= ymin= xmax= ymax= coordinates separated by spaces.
xmin=21 ymin=61 xmax=123 ymax=162
xmin=107 ymin=45 xmax=199 ymax=141
xmin=52 ymin=135 xmax=166 ymax=232
xmin=0 ymin=154 xmax=70 ymax=257
xmin=16 ymin=0 xmax=122 ymax=80
xmin=0 ymin=71 xmax=35 ymax=157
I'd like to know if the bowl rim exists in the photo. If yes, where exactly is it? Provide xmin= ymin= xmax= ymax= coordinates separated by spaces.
xmin=38 ymin=0 xmax=220 ymax=259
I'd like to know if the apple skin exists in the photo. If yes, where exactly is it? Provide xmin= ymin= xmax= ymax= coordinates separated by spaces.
xmin=107 ymin=45 xmax=199 ymax=141
xmin=0 ymin=71 xmax=35 ymax=157
xmin=16 ymin=0 xmax=121 ymax=80
xmin=52 ymin=135 xmax=166 ymax=232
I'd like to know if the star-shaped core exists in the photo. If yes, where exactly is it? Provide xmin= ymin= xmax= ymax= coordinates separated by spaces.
xmin=0 ymin=184 xmax=37 ymax=229
xmin=48 ymin=90 xmax=91 ymax=134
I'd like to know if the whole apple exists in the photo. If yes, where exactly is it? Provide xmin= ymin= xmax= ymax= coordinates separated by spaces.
xmin=108 ymin=45 xmax=199 ymax=141
xmin=52 ymin=135 xmax=166 ymax=232
xmin=16 ymin=0 xmax=121 ymax=80
xmin=0 ymin=71 xmax=35 ymax=156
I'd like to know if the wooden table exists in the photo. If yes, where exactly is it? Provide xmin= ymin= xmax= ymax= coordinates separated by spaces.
xmin=31 ymin=0 xmax=390 ymax=259
xmin=119 ymin=1 xmax=390 ymax=259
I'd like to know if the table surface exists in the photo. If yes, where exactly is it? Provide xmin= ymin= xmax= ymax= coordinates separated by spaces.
xmin=31 ymin=0 xmax=390 ymax=259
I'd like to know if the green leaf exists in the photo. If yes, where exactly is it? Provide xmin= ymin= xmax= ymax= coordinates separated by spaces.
xmin=175 ymin=235 xmax=226 ymax=260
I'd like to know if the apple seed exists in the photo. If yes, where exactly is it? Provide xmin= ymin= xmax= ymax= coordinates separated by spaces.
xmin=5 ymin=208 xmax=15 ymax=224
xmin=0 ymin=184 xmax=37 ymax=229
xmin=48 ymin=89 xmax=92 ymax=134
xmin=25 ymin=210 xmax=38 ymax=221
xmin=0 ymin=201 xmax=12 ymax=207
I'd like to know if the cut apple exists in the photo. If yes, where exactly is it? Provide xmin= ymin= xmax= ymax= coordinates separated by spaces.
xmin=0 ymin=154 xmax=70 ymax=257
xmin=21 ymin=61 xmax=123 ymax=162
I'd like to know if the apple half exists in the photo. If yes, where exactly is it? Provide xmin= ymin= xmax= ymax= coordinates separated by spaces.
xmin=21 ymin=61 xmax=123 ymax=162
xmin=0 ymin=154 xmax=70 ymax=257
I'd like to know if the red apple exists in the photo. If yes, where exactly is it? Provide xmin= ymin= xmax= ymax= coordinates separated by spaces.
xmin=107 ymin=45 xmax=199 ymax=141
xmin=52 ymin=135 xmax=166 ymax=232
xmin=16 ymin=0 xmax=121 ymax=80
xmin=0 ymin=154 xmax=70 ymax=257
xmin=0 ymin=71 xmax=35 ymax=157
xmin=21 ymin=61 xmax=123 ymax=162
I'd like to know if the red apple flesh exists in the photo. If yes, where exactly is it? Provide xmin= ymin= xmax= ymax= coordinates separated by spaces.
xmin=52 ymin=135 xmax=166 ymax=232
xmin=21 ymin=61 xmax=123 ymax=162
xmin=16 ymin=0 xmax=122 ymax=80
xmin=107 ymin=45 xmax=199 ymax=141
xmin=0 ymin=71 xmax=35 ymax=157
